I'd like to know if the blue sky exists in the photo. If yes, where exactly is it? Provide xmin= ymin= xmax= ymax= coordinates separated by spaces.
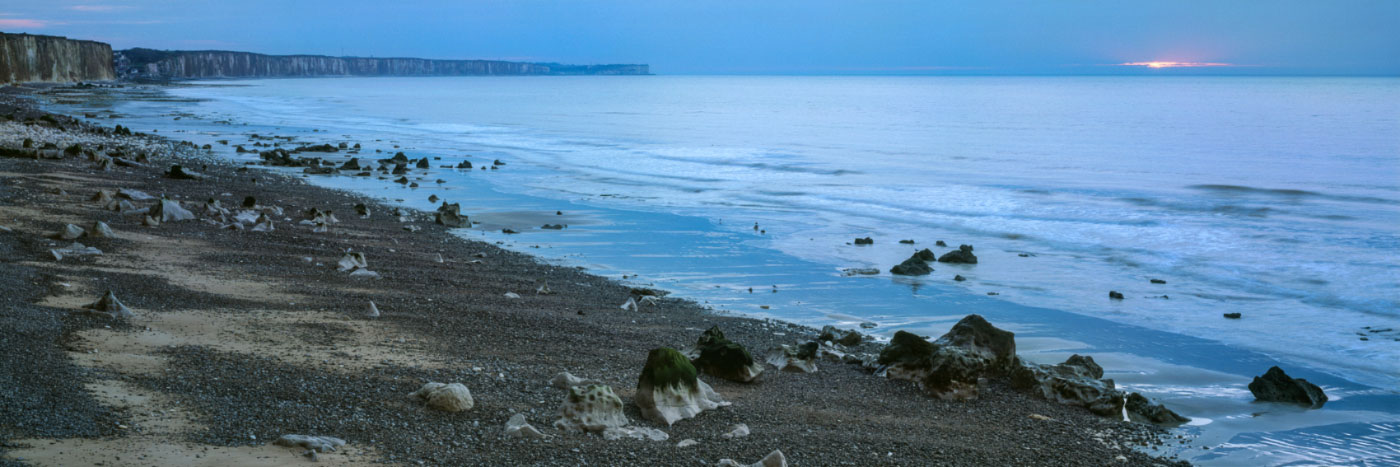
xmin=3 ymin=0 xmax=1397 ymax=75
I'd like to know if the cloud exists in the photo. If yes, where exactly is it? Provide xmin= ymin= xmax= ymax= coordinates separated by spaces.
xmin=0 ymin=18 xmax=47 ymax=28
xmin=66 ymin=5 xmax=131 ymax=12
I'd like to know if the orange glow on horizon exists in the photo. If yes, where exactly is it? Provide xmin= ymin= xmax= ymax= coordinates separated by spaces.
xmin=1120 ymin=61 xmax=1232 ymax=68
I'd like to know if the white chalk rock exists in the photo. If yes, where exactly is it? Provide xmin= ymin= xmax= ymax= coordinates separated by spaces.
xmin=366 ymin=301 xmax=380 ymax=319
xmin=434 ymin=253 xmax=445 ymax=263
xmin=251 ymin=213 xmax=275 ymax=232
xmin=721 ymin=423 xmax=750 ymax=439
xmin=50 ymin=224 xmax=86 ymax=240
xmin=82 ymin=290 xmax=133 ymax=319
xmin=602 ymin=426 xmax=669 ymax=442
xmin=337 ymin=252 xmax=368 ymax=272
xmin=504 ymin=292 xmax=522 ymax=299
xmin=86 ymin=221 xmax=115 ymax=238
xmin=408 ymin=382 xmax=474 ymax=412
xmin=536 ymin=282 xmax=553 ymax=295
xmin=717 ymin=450 xmax=787 ymax=467
xmin=553 ymin=384 xmax=629 ymax=433
xmin=51 ymin=242 xmax=102 ymax=260
xmin=765 ymin=344 xmax=818 ymax=373
xmin=142 ymin=215 xmax=160 ymax=227
xmin=549 ymin=371 xmax=593 ymax=390
xmin=677 ymin=438 xmax=698 ymax=448
xmin=152 ymin=197 xmax=195 ymax=222
xmin=504 ymin=414 xmax=549 ymax=439
xmin=635 ymin=348 xmax=730 ymax=426
xmin=273 ymin=434 xmax=345 ymax=452
xmin=620 ymin=297 xmax=638 ymax=312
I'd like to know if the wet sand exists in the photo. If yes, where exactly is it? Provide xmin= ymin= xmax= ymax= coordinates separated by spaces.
xmin=0 ymin=89 xmax=1184 ymax=466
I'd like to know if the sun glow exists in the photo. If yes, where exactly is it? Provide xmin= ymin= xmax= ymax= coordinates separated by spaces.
xmin=1120 ymin=61 xmax=1231 ymax=68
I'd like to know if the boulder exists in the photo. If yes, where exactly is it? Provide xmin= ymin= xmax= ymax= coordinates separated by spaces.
xmin=339 ymin=158 xmax=361 ymax=170
xmin=336 ymin=252 xmax=369 ymax=272
xmin=86 ymin=221 xmax=115 ymax=238
xmin=636 ymin=348 xmax=729 ymax=425
xmin=1009 ymin=355 xmax=1122 ymax=416
xmin=354 ymin=203 xmax=370 ymax=218
xmin=1223 ymin=312 xmax=1242 ymax=319
xmin=1125 ymin=392 xmax=1190 ymax=425
xmin=937 ymin=244 xmax=977 ymax=263
xmin=549 ymin=371 xmax=594 ymax=389
xmin=366 ymin=301 xmax=380 ymax=319
xmin=721 ymin=423 xmax=750 ymax=439
xmin=504 ymin=414 xmax=548 ymax=439
xmin=912 ymin=248 xmax=937 ymax=262
xmin=766 ymin=342 xmax=819 ymax=373
xmin=50 ymin=224 xmax=86 ymax=240
xmin=718 ymin=450 xmax=787 ymax=467
xmin=934 ymin=314 xmax=1016 ymax=370
xmin=416 ymin=158 xmax=430 ymax=169
xmin=165 ymin=164 xmax=203 ymax=180
xmin=250 ymin=214 xmax=275 ymax=232
xmin=691 ymin=327 xmax=763 ymax=383
xmin=273 ymin=434 xmax=345 ymax=453
xmin=116 ymin=189 xmax=156 ymax=201
xmin=82 ymin=290 xmax=133 ymax=320
xmin=1109 ymin=291 xmax=1125 ymax=300
xmin=151 ymin=197 xmax=195 ymax=222
xmin=436 ymin=202 xmax=468 ymax=227
xmin=842 ymin=268 xmax=880 ymax=276
xmin=854 ymin=237 xmax=873 ymax=245
xmin=553 ymin=384 xmax=629 ymax=433
xmin=408 ymin=382 xmax=474 ymax=412
xmin=818 ymin=325 xmax=862 ymax=347
xmin=1248 ymin=366 xmax=1327 ymax=408
xmin=890 ymin=256 xmax=932 ymax=276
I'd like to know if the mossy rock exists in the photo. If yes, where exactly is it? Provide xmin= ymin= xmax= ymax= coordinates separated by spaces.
xmin=819 ymin=325 xmax=862 ymax=347
xmin=878 ymin=331 xmax=936 ymax=368
xmin=639 ymin=347 xmax=697 ymax=391
xmin=692 ymin=327 xmax=757 ymax=382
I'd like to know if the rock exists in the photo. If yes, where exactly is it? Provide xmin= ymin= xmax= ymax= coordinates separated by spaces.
xmin=953 ymin=274 xmax=966 ymax=281
xmin=677 ymin=438 xmax=699 ymax=448
xmin=366 ymin=301 xmax=380 ymax=319
xmin=456 ymin=161 xmax=473 ymax=169
xmin=536 ymin=282 xmax=554 ymax=295
xmin=1109 ymin=291 xmax=1125 ymax=300
xmin=1223 ymin=312 xmax=1242 ymax=319
xmin=241 ymin=196 xmax=257 ymax=208
xmin=428 ymin=195 xmax=440 ymax=203
xmin=435 ymin=202 xmax=468 ymax=227
xmin=152 ymin=197 xmax=195 ymax=222
xmin=1010 ymin=355 xmax=1122 ymax=417
xmin=1028 ymin=414 xmax=1052 ymax=421
xmin=620 ymin=297 xmax=639 ymax=312
xmin=842 ymin=268 xmax=880 ymax=276
xmin=913 ymin=248 xmax=937 ymax=261
xmin=936 ymin=314 xmax=1016 ymax=368
xmin=721 ymin=423 xmax=750 ymax=439
xmin=1150 ymin=278 xmax=1167 ymax=284
xmin=354 ymin=203 xmax=370 ymax=218
xmin=503 ymin=292 xmax=522 ymax=299
xmin=416 ymin=158 xmax=430 ymax=169
xmin=541 ymin=224 xmax=564 ymax=230
xmin=549 ymin=371 xmax=594 ymax=389
xmin=82 ymin=290 xmax=133 ymax=319
xmin=1248 ymin=366 xmax=1327 ymax=408
xmin=408 ymin=382 xmax=474 ymax=412
xmin=818 ymin=326 xmax=862 ymax=347
xmin=50 ymin=224 xmax=86 ymax=240
xmin=890 ymin=256 xmax=932 ymax=276
xmin=854 ymin=237 xmax=873 ymax=245
xmin=504 ymin=414 xmax=548 ymax=439
xmin=636 ymin=347 xmax=729 ymax=425
xmin=273 ymin=434 xmax=345 ymax=452
xmin=90 ymin=190 xmax=115 ymax=204
xmin=250 ymin=214 xmax=275 ymax=232
xmin=165 ymin=164 xmax=203 ymax=180
xmin=765 ymin=342 xmax=818 ymax=373
xmin=1125 ymin=392 xmax=1190 ymax=425
xmin=935 ymin=240 xmax=947 ymax=247
xmin=82 ymin=221 xmax=113 ymax=239
xmin=553 ymin=384 xmax=629 ymax=433
xmin=899 ymin=239 xmax=915 ymax=244
xmin=691 ymin=327 xmax=764 ymax=383
xmin=717 ymin=449 xmax=787 ymax=467
xmin=937 ymin=244 xmax=978 ymax=264
xmin=337 ymin=252 xmax=369 ymax=272
xmin=877 ymin=315 xmax=1016 ymax=400
xmin=51 ymin=242 xmax=102 ymax=260
xmin=339 ymin=158 xmax=361 ymax=170
xmin=142 ymin=215 xmax=160 ymax=227
xmin=602 ymin=426 xmax=669 ymax=441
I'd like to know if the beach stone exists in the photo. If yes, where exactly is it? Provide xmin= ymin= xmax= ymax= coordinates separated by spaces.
xmin=1010 ymin=355 xmax=1123 ymax=417
xmin=90 ymin=190 xmax=115 ymax=205
xmin=51 ymin=242 xmax=102 ymax=260
xmin=408 ymin=382 xmax=474 ymax=412
xmin=435 ymin=202 xmax=468 ymax=227
xmin=691 ymin=326 xmax=764 ymax=383
xmin=937 ymin=314 xmax=1016 ymax=370
xmin=337 ymin=252 xmax=369 ymax=272
xmin=273 ymin=434 xmax=345 ymax=452
xmin=50 ymin=223 xmax=86 ymax=240
xmin=721 ymin=423 xmax=750 ymax=439
xmin=142 ymin=215 xmax=160 ymax=227
xmin=620 ymin=297 xmax=639 ymax=312
xmin=1125 ymin=392 xmax=1190 ymax=425
xmin=602 ymin=426 xmax=669 ymax=442
xmin=165 ymin=164 xmax=203 ymax=180
xmin=819 ymin=325 xmax=862 ymax=347
xmin=717 ymin=449 xmax=787 ymax=467
xmin=116 ymin=188 xmax=154 ymax=201
xmin=82 ymin=290 xmax=133 ymax=320
xmin=339 ymin=158 xmax=361 ymax=170
xmin=152 ymin=197 xmax=196 ymax=222
xmin=636 ymin=347 xmax=730 ymax=425
xmin=549 ymin=371 xmax=594 ymax=389
xmin=953 ymin=274 xmax=966 ymax=281
xmin=1248 ymin=366 xmax=1327 ymax=408
xmin=416 ymin=158 xmax=430 ymax=169
xmin=553 ymin=384 xmax=629 ymax=433
xmin=504 ymin=414 xmax=548 ymax=439
xmin=765 ymin=342 xmax=819 ymax=373
xmin=251 ymin=213 xmax=275 ymax=232
xmin=677 ymin=438 xmax=699 ymax=448
xmin=366 ymin=301 xmax=380 ymax=319
xmin=504 ymin=292 xmax=522 ymax=299
xmin=1150 ymin=278 xmax=1167 ymax=284
xmin=890 ymin=256 xmax=932 ymax=276
xmin=937 ymin=244 xmax=978 ymax=263
xmin=355 ymin=203 xmax=370 ymax=218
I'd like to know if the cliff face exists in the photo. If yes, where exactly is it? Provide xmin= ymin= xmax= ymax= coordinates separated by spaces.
xmin=117 ymin=49 xmax=648 ymax=79
xmin=0 ymin=33 xmax=116 ymax=84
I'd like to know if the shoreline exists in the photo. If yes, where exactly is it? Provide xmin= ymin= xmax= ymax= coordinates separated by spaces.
xmin=0 ymin=86 xmax=1189 ymax=465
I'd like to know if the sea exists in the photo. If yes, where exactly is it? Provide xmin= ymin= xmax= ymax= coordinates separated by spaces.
xmin=44 ymin=75 xmax=1400 ymax=466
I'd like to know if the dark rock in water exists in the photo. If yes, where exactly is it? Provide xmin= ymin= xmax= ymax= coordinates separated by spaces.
xmin=890 ymin=256 xmax=932 ymax=276
xmin=935 ymin=240 xmax=947 ymax=247
xmin=913 ymin=248 xmax=936 ymax=262
xmin=1223 ymin=312 xmax=1242 ymax=319
xmin=493 ymin=159 xmax=506 ymax=166
xmin=1126 ymin=392 xmax=1190 ymax=425
xmin=1150 ymin=278 xmax=1167 ymax=284
xmin=953 ymin=275 xmax=966 ymax=282
xmin=899 ymin=239 xmax=915 ymax=244
xmin=292 ymin=143 xmax=338 ymax=153
xmin=502 ymin=229 xmax=519 ymax=234
xmin=1010 ymin=355 xmax=1122 ymax=417
xmin=1249 ymin=366 xmax=1327 ymax=408
xmin=428 ymin=195 xmax=439 ymax=203
xmin=936 ymin=314 xmax=1016 ymax=369
xmin=435 ymin=202 xmax=468 ymax=227
xmin=456 ymin=161 xmax=473 ymax=169
xmin=416 ymin=158 xmax=430 ymax=169
xmin=937 ymin=244 xmax=978 ymax=264
xmin=392 ymin=164 xmax=408 ymax=175
xmin=166 ymin=164 xmax=203 ymax=180
xmin=409 ymin=182 xmax=419 ymax=188
xmin=390 ymin=152 xmax=409 ymax=164
xmin=339 ymin=158 xmax=361 ymax=170
xmin=393 ymin=176 xmax=409 ymax=184
xmin=338 ymin=142 xmax=349 ymax=149
xmin=854 ymin=237 xmax=873 ymax=245
xmin=691 ymin=327 xmax=762 ymax=383
xmin=541 ymin=224 xmax=564 ymax=230
xmin=1109 ymin=291 xmax=1125 ymax=300
xmin=819 ymin=325 xmax=862 ymax=347
xmin=303 ymin=166 xmax=334 ymax=175
xmin=242 ymin=196 xmax=256 ymax=208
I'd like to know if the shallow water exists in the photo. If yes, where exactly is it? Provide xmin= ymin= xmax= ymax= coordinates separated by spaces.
xmin=42 ymin=75 xmax=1400 ymax=465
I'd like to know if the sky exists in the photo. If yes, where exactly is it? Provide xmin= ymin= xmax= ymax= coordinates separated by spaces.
xmin=2 ymin=0 xmax=1397 ymax=75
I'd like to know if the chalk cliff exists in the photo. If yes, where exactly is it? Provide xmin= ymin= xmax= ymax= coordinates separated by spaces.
xmin=116 ymin=48 xmax=648 ymax=79
xmin=0 ymin=33 xmax=116 ymax=84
